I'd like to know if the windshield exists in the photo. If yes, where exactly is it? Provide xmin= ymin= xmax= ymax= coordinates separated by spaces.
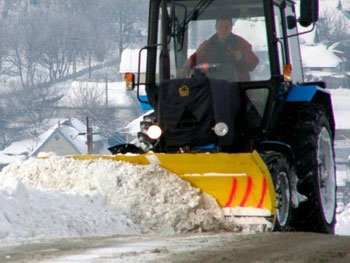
xmin=157 ymin=0 xmax=270 ymax=82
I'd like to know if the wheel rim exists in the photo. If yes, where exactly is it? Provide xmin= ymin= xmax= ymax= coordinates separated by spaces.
xmin=276 ymin=171 xmax=290 ymax=226
xmin=317 ymin=127 xmax=336 ymax=224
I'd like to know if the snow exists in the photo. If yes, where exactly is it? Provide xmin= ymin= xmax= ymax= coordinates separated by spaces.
xmin=331 ymin=88 xmax=350 ymax=129
xmin=58 ymin=81 xmax=134 ymax=108
xmin=0 ymin=156 xmax=240 ymax=246
xmin=336 ymin=204 xmax=350 ymax=235
xmin=2 ymin=139 xmax=39 ymax=156
xmin=301 ymin=45 xmax=342 ymax=68
xmin=119 ymin=49 xmax=147 ymax=73
xmin=0 ymin=152 xmax=26 ymax=164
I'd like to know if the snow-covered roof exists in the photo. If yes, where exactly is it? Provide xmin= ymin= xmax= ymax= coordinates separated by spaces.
xmin=2 ymin=138 xmax=39 ymax=156
xmin=119 ymin=49 xmax=147 ymax=73
xmin=300 ymin=44 xmax=342 ymax=68
xmin=30 ymin=122 xmax=85 ymax=157
xmin=0 ymin=152 xmax=26 ymax=165
xmin=320 ymin=0 xmax=342 ymax=9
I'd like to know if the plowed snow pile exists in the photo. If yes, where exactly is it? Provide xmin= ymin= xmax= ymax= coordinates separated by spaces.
xmin=0 ymin=157 xmax=233 ymax=244
xmin=336 ymin=206 xmax=350 ymax=235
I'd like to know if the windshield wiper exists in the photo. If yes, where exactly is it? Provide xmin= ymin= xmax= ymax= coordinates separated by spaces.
xmin=180 ymin=0 xmax=213 ymax=29
xmin=173 ymin=0 xmax=213 ymax=50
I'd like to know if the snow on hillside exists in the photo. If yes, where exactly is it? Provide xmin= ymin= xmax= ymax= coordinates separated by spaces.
xmin=58 ymin=80 xmax=134 ymax=108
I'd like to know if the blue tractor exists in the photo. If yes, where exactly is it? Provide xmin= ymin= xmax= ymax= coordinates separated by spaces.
xmin=112 ymin=0 xmax=336 ymax=234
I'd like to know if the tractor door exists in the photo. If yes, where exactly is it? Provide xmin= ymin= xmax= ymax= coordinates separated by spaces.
xmin=272 ymin=0 xmax=304 ymax=83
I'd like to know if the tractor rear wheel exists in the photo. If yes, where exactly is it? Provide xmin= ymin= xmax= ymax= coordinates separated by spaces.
xmin=262 ymin=152 xmax=292 ymax=231
xmin=284 ymin=104 xmax=336 ymax=233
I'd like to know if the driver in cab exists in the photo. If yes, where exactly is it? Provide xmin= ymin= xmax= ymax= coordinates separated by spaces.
xmin=180 ymin=17 xmax=259 ymax=81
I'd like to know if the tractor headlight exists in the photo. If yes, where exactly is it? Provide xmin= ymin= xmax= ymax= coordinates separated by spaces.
xmin=147 ymin=125 xmax=162 ymax=140
xmin=213 ymin=122 xmax=229 ymax=136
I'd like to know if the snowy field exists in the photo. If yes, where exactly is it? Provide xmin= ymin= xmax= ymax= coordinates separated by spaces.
xmin=0 ymin=88 xmax=350 ymax=248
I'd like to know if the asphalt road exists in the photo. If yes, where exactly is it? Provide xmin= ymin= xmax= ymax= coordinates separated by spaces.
xmin=1 ymin=232 xmax=350 ymax=263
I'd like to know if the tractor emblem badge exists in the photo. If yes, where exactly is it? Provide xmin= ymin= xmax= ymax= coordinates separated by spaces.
xmin=179 ymin=85 xmax=190 ymax=96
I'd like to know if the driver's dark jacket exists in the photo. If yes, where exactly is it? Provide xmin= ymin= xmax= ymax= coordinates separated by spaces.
xmin=184 ymin=33 xmax=259 ymax=81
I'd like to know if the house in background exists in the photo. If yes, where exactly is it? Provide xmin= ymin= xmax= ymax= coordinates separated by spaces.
xmin=119 ymin=48 xmax=147 ymax=83
xmin=0 ymin=118 xmax=108 ymax=169
xmin=300 ymin=44 xmax=348 ymax=89
xmin=301 ymin=44 xmax=345 ymax=73
xmin=119 ymin=48 xmax=153 ymax=111
xmin=30 ymin=118 xmax=109 ymax=157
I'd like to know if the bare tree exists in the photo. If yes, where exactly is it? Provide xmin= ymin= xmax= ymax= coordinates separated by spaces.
xmin=91 ymin=0 xmax=148 ymax=57
xmin=68 ymin=82 xmax=106 ymax=116
xmin=317 ymin=9 xmax=350 ymax=45
xmin=38 ymin=8 xmax=75 ymax=80
xmin=0 ymin=0 xmax=149 ymax=148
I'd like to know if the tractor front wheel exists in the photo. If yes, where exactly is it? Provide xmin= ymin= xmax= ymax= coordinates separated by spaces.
xmin=262 ymin=152 xmax=292 ymax=231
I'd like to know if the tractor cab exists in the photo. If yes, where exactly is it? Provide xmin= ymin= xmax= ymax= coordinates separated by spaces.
xmin=124 ymin=0 xmax=319 ymax=153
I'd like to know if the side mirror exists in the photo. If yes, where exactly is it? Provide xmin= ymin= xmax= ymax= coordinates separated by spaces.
xmin=287 ymin=15 xmax=297 ymax=29
xmin=299 ymin=0 xmax=319 ymax=27
xmin=124 ymin=72 xmax=135 ymax=90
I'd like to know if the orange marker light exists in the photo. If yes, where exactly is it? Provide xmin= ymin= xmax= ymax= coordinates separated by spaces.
xmin=124 ymin=72 xmax=135 ymax=90
xmin=283 ymin=64 xmax=292 ymax=82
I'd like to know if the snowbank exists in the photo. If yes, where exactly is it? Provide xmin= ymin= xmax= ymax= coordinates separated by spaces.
xmin=0 ymin=157 xmax=231 ymax=245
xmin=0 ymin=156 xmax=348 ymax=247
xmin=336 ymin=206 xmax=350 ymax=235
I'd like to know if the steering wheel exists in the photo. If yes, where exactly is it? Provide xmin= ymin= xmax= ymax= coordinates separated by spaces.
xmin=191 ymin=62 xmax=238 ymax=81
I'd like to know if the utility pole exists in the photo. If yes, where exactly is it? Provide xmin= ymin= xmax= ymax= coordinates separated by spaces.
xmin=78 ymin=117 xmax=99 ymax=154
xmin=86 ymin=117 xmax=93 ymax=154
xmin=105 ymin=72 xmax=108 ymax=109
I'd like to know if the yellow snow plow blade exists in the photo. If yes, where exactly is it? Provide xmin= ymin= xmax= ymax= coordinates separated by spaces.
xmin=70 ymin=150 xmax=276 ymax=216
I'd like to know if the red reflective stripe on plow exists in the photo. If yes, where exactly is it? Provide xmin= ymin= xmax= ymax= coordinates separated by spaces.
xmin=257 ymin=177 xmax=267 ymax=208
xmin=240 ymin=176 xmax=253 ymax=206
xmin=224 ymin=178 xmax=238 ymax=207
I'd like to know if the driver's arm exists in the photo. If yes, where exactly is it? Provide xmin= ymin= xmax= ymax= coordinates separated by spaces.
xmin=179 ymin=40 xmax=209 ymax=76
xmin=234 ymin=38 xmax=259 ymax=70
